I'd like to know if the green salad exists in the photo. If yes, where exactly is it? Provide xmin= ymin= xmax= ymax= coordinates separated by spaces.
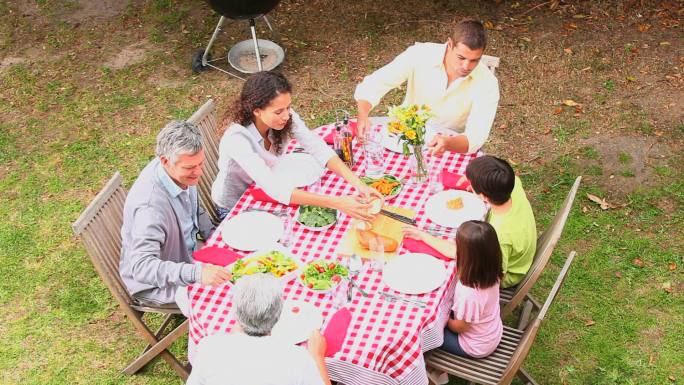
xmin=297 ymin=205 xmax=337 ymax=228
xmin=300 ymin=260 xmax=349 ymax=290
xmin=230 ymin=251 xmax=298 ymax=282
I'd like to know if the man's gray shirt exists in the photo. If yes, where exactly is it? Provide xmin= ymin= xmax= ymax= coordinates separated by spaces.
xmin=119 ymin=158 xmax=214 ymax=304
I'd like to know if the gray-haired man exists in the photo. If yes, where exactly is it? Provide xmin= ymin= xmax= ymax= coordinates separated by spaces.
xmin=187 ymin=273 xmax=331 ymax=385
xmin=119 ymin=120 xmax=231 ymax=312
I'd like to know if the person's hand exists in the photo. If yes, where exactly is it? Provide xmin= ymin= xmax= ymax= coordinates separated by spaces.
xmin=454 ymin=174 xmax=474 ymax=192
xmin=356 ymin=116 xmax=371 ymax=143
xmin=427 ymin=134 xmax=448 ymax=156
xmin=402 ymin=225 xmax=430 ymax=242
xmin=356 ymin=183 xmax=383 ymax=202
xmin=200 ymin=264 xmax=232 ymax=286
xmin=307 ymin=329 xmax=328 ymax=359
xmin=333 ymin=195 xmax=374 ymax=221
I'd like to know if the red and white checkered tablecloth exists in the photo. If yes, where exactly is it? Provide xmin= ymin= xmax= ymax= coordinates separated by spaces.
xmin=187 ymin=122 xmax=480 ymax=385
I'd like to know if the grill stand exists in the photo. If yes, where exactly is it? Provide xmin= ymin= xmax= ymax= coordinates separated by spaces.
xmin=192 ymin=15 xmax=282 ymax=79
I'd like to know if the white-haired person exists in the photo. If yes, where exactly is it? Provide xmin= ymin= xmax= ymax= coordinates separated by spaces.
xmin=119 ymin=120 xmax=232 ymax=315
xmin=186 ymin=273 xmax=331 ymax=385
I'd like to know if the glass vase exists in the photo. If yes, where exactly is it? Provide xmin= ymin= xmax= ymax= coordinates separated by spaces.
xmin=410 ymin=144 xmax=429 ymax=184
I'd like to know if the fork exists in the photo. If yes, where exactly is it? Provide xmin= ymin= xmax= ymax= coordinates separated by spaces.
xmin=379 ymin=292 xmax=427 ymax=308
xmin=345 ymin=254 xmax=367 ymax=300
xmin=426 ymin=224 xmax=454 ymax=238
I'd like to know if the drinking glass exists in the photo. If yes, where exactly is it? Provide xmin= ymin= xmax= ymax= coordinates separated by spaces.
xmin=277 ymin=208 xmax=295 ymax=248
xmin=425 ymin=151 xmax=443 ymax=194
xmin=364 ymin=127 xmax=385 ymax=177
xmin=368 ymin=235 xmax=385 ymax=273
xmin=308 ymin=177 xmax=323 ymax=195
xmin=331 ymin=280 xmax=349 ymax=309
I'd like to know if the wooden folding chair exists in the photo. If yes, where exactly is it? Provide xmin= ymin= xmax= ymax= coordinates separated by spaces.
xmin=72 ymin=172 xmax=190 ymax=380
xmin=500 ymin=176 xmax=581 ymax=326
xmin=481 ymin=55 xmax=500 ymax=75
xmin=187 ymin=98 xmax=221 ymax=225
xmin=426 ymin=251 xmax=577 ymax=385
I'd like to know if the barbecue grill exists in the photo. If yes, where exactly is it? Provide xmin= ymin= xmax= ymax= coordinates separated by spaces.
xmin=192 ymin=0 xmax=284 ymax=79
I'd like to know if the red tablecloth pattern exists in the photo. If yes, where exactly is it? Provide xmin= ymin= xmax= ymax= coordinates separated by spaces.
xmin=188 ymin=122 xmax=480 ymax=385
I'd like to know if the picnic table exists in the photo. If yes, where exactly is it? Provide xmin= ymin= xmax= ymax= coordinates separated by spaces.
xmin=187 ymin=119 xmax=480 ymax=385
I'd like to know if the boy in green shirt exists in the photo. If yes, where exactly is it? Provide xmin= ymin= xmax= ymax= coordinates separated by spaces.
xmin=403 ymin=156 xmax=536 ymax=288
xmin=466 ymin=156 xmax=536 ymax=287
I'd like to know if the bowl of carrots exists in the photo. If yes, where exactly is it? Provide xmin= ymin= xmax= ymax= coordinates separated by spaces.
xmin=361 ymin=174 xmax=403 ymax=200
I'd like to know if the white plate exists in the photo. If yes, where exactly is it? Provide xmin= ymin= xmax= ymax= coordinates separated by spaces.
xmin=424 ymin=190 xmax=487 ymax=229
xmin=271 ymin=300 xmax=323 ymax=345
xmin=382 ymin=253 xmax=448 ymax=294
xmin=271 ymin=153 xmax=324 ymax=187
xmin=221 ymin=211 xmax=284 ymax=251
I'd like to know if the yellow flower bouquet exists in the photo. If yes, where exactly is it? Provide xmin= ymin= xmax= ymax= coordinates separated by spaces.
xmin=388 ymin=104 xmax=433 ymax=182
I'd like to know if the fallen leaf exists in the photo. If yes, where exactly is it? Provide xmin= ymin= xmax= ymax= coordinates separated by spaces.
xmin=564 ymin=47 xmax=573 ymax=54
xmin=573 ymin=14 xmax=587 ymax=19
xmin=563 ymin=99 xmax=580 ymax=107
xmin=586 ymin=193 xmax=617 ymax=210
xmin=614 ymin=271 xmax=622 ymax=278
xmin=626 ymin=75 xmax=637 ymax=82
xmin=499 ymin=123 xmax=508 ymax=130
xmin=521 ymin=37 xmax=531 ymax=43
xmin=509 ymin=158 xmax=518 ymax=166
xmin=484 ymin=21 xmax=495 ymax=29
xmin=660 ymin=41 xmax=671 ymax=46
xmin=585 ymin=319 xmax=596 ymax=326
xmin=543 ymin=127 xmax=552 ymax=135
xmin=581 ymin=206 xmax=589 ymax=213
xmin=662 ymin=281 xmax=673 ymax=293
xmin=669 ymin=375 xmax=676 ymax=382
xmin=655 ymin=130 xmax=664 ymax=136
xmin=648 ymin=354 xmax=655 ymax=365
xmin=565 ymin=22 xmax=578 ymax=30
xmin=553 ymin=107 xmax=563 ymax=115
xmin=637 ymin=23 xmax=651 ymax=32
xmin=633 ymin=258 xmax=645 ymax=267
xmin=669 ymin=262 xmax=676 ymax=271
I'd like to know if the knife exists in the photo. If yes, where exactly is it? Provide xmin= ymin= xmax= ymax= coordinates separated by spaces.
xmin=379 ymin=209 xmax=417 ymax=226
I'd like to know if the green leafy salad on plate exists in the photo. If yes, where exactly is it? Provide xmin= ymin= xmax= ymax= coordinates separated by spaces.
xmin=297 ymin=205 xmax=337 ymax=228
xmin=300 ymin=260 xmax=349 ymax=290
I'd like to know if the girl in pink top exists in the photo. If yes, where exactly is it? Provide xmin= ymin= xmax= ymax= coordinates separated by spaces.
xmin=441 ymin=220 xmax=503 ymax=358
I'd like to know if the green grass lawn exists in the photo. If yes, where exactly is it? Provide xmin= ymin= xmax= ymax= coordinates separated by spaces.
xmin=1 ymin=0 xmax=682 ymax=384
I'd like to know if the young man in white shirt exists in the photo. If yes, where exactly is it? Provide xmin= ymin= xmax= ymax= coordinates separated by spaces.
xmin=186 ymin=273 xmax=331 ymax=385
xmin=354 ymin=19 xmax=499 ymax=155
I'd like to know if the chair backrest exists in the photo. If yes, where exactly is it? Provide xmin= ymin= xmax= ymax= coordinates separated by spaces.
xmin=499 ymin=251 xmax=577 ymax=385
xmin=72 ymin=172 xmax=134 ymax=307
xmin=187 ymin=99 xmax=221 ymax=225
xmin=481 ymin=55 xmax=500 ymax=75
xmin=501 ymin=176 xmax=582 ymax=318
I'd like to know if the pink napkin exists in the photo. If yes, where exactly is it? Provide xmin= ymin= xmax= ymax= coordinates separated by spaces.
xmin=251 ymin=188 xmax=298 ymax=208
xmin=322 ymin=307 xmax=352 ymax=357
xmin=192 ymin=246 xmax=244 ymax=267
xmin=402 ymin=238 xmax=452 ymax=261
xmin=322 ymin=120 xmax=358 ymax=145
xmin=441 ymin=170 xmax=472 ymax=191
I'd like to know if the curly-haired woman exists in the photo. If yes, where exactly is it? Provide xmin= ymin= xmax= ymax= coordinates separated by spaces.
xmin=211 ymin=71 xmax=380 ymax=221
